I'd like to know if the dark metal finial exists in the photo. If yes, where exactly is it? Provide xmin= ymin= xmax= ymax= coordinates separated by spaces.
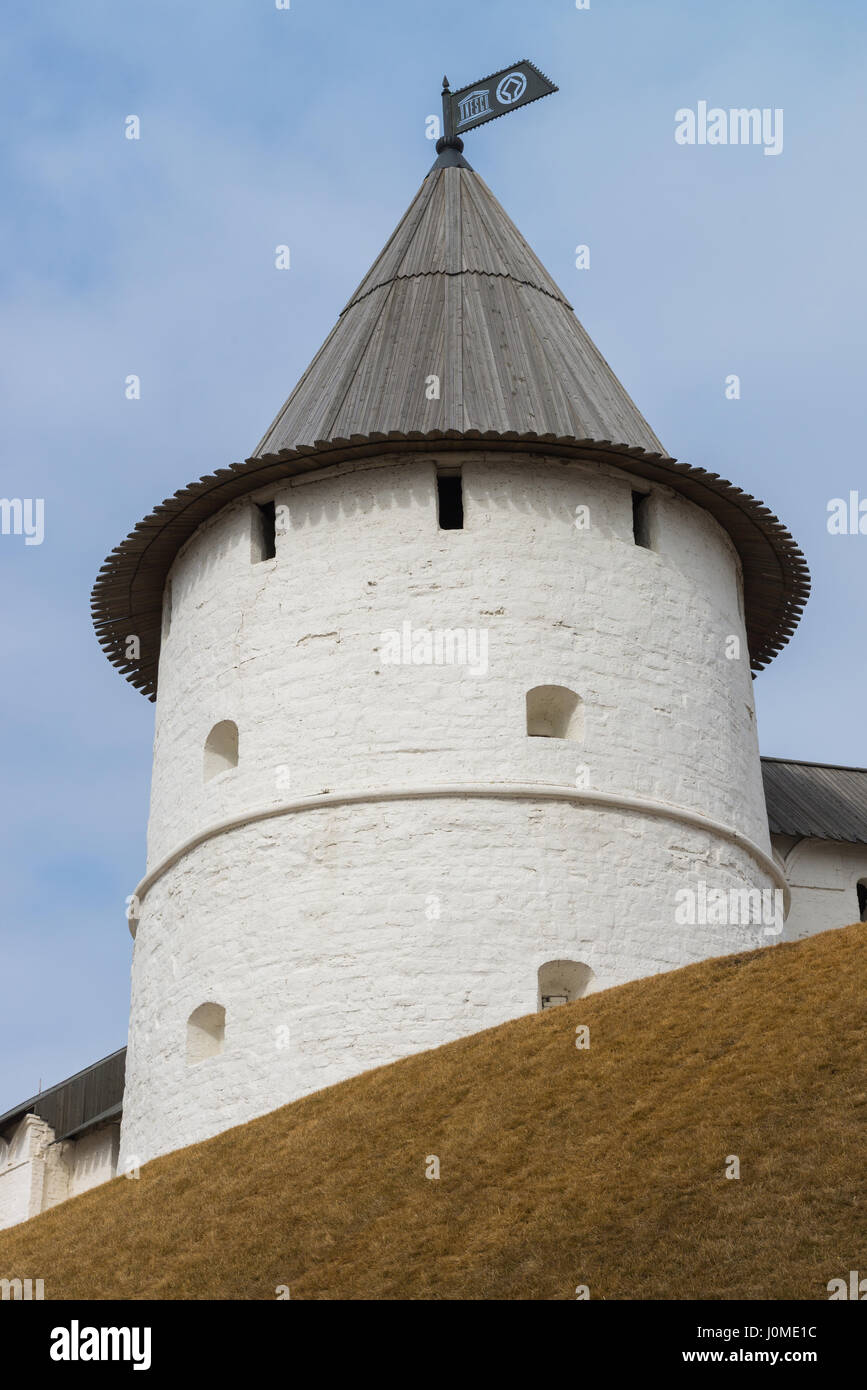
xmin=442 ymin=75 xmax=450 ymax=91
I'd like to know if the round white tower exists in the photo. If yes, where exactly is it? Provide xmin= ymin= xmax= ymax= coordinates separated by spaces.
xmin=93 ymin=139 xmax=809 ymax=1165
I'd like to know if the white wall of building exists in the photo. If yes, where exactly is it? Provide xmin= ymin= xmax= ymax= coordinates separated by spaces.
xmin=773 ymin=834 xmax=867 ymax=941
xmin=66 ymin=1125 xmax=120 ymax=1200
xmin=0 ymin=1115 xmax=120 ymax=1232
xmin=0 ymin=1117 xmax=49 ymax=1231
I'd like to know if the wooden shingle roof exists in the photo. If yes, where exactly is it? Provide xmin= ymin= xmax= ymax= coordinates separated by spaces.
xmin=92 ymin=161 xmax=810 ymax=700
xmin=253 ymin=165 xmax=665 ymax=454
xmin=761 ymin=759 xmax=867 ymax=844
xmin=0 ymin=1048 xmax=126 ymax=1143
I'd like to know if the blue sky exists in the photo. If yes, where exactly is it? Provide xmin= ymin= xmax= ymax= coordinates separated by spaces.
xmin=1 ymin=0 xmax=865 ymax=1111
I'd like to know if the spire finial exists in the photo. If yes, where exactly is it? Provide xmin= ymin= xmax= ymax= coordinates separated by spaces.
xmin=435 ymin=134 xmax=465 ymax=155
xmin=433 ymin=71 xmax=467 ymax=170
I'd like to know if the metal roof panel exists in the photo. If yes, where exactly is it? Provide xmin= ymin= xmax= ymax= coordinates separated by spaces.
xmin=762 ymin=759 xmax=867 ymax=843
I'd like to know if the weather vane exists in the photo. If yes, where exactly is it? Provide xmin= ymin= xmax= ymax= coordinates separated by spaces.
xmin=440 ymin=59 xmax=558 ymax=147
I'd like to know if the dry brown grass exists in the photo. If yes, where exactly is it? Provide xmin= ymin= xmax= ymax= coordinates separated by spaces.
xmin=1 ymin=924 xmax=864 ymax=1300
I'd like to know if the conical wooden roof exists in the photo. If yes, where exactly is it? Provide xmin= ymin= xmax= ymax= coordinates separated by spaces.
xmin=253 ymin=165 xmax=665 ymax=454
xmin=92 ymin=157 xmax=809 ymax=700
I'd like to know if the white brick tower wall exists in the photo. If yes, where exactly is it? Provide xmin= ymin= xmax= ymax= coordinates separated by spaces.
xmin=118 ymin=449 xmax=783 ymax=1166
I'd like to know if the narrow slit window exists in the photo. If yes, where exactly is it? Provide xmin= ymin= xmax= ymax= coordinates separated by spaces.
xmin=632 ymin=491 xmax=651 ymax=548
xmin=858 ymin=880 xmax=867 ymax=923
xmin=255 ymin=501 xmax=277 ymax=561
xmin=437 ymin=471 xmax=463 ymax=530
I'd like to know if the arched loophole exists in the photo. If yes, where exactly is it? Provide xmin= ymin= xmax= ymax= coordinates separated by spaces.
xmin=204 ymin=721 xmax=239 ymax=781
xmin=538 ymin=960 xmax=595 ymax=1011
xmin=186 ymin=1003 xmax=226 ymax=1064
xmin=526 ymin=686 xmax=583 ymax=740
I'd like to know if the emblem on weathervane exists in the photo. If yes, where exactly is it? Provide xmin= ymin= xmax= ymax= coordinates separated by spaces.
xmin=441 ymin=58 xmax=558 ymax=140
xmin=496 ymin=71 xmax=528 ymax=105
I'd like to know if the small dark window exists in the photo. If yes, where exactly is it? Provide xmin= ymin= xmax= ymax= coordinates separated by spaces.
xmin=858 ymin=881 xmax=867 ymax=923
xmin=632 ymin=491 xmax=651 ymax=548
xmin=437 ymin=471 xmax=463 ymax=530
xmin=256 ymin=501 xmax=276 ymax=560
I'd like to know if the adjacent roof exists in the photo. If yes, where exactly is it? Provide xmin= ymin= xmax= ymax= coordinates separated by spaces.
xmin=761 ymin=759 xmax=867 ymax=844
xmin=0 ymin=1048 xmax=126 ymax=1143
xmin=92 ymin=157 xmax=810 ymax=699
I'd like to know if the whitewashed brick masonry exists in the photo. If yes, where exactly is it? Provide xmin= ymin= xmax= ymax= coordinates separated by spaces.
xmin=120 ymin=451 xmax=782 ymax=1166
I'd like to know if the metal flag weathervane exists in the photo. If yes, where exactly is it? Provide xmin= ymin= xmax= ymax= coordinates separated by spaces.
xmin=441 ymin=59 xmax=558 ymax=143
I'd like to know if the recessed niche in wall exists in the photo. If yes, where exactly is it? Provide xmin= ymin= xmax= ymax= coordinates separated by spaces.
xmin=186 ymin=1003 xmax=226 ymax=1065
xmin=538 ymin=960 xmax=595 ymax=1011
xmin=526 ymin=686 xmax=583 ymax=741
xmin=203 ymin=721 xmax=239 ymax=781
